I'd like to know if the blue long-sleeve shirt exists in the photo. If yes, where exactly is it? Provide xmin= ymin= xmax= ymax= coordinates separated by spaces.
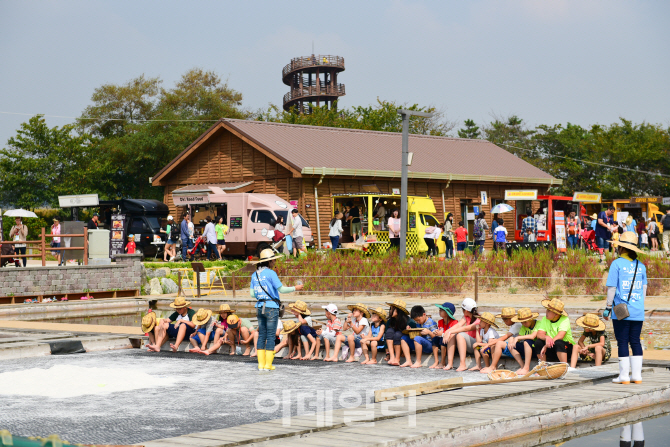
xmin=180 ymin=219 xmax=189 ymax=241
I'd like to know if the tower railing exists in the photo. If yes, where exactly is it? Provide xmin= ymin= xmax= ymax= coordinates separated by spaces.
xmin=282 ymin=55 xmax=345 ymax=80
xmin=283 ymin=84 xmax=346 ymax=107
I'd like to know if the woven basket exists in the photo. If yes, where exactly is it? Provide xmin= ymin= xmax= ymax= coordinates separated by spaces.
xmin=487 ymin=370 xmax=518 ymax=380
xmin=536 ymin=362 xmax=568 ymax=379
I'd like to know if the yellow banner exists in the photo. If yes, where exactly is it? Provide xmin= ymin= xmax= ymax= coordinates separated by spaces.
xmin=572 ymin=192 xmax=601 ymax=203
xmin=504 ymin=190 xmax=538 ymax=200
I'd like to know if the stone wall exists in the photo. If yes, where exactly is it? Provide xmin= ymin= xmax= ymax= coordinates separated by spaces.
xmin=0 ymin=254 xmax=143 ymax=298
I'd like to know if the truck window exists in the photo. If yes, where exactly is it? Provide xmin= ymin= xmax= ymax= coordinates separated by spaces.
xmin=274 ymin=210 xmax=310 ymax=228
xmin=254 ymin=211 xmax=275 ymax=225
xmin=145 ymin=217 xmax=161 ymax=230
xmin=420 ymin=214 xmax=439 ymax=227
xmin=130 ymin=218 xmax=145 ymax=234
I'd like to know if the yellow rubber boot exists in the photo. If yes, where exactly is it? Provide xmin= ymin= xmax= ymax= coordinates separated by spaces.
xmin=264 ymin=350 xmax=276 ymax=371
xmin=257 ymin=349 xmax=266 ymax=371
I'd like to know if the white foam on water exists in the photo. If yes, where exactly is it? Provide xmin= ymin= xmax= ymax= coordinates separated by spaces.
xmin=0 ymin=364 xmax=178 ymax=398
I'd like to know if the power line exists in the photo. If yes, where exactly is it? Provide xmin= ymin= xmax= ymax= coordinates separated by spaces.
xmin=0 ymin=111 xmax=221 ymax=122
xmin=500 ymin=143 xmax=670 ymax=179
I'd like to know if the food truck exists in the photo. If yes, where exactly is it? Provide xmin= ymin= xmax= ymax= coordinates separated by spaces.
xmin=512 ymin=195 xmax=580 ymax=242
xmin=331 ymin=193 xmax=444 ymax=255
xmin=172 ymin=186 xmax=313 ymax=257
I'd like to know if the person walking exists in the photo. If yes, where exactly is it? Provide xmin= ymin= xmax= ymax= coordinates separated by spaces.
xmin=328 ymin=211 xmax=343 ymax=251
xmin=250 ymin=248 xmax=303 ymax=371
xmin=490 ymin=213 xmax=499 ymax=252
xmin=160 ymin=215 xmax=176 ymax=262
xmin=649 ymin=217 xmax=659 ymax=251
xmin=603 ymin=231 xmax=647 ymax=385
xmin=180 ymin=214 xmax=193 ymax=262
xmin=290 ymin=209 xmax=307 ymax=257
xmin=521 ymin=211 xmax=537 ymax=243
xmin=203 ymin=216 xmax=219 ymax=260
xmin=661 ymin=209 xmax=670 ymax=255
xmin=443 ymin=213 xmax=454 ymax=259
xmin=472 ymin=212 xmax=488 ymax=261
xmin=215 ymin=216 xmax=228 ymax=259
xmin=9 ymin=217 xmax=28 ymax=267
xmin=51 ymin=218 xmax=63 ymax=266
xmin=566 ymin=212 xmax=579 ymax=249
xmin=596 ymin=206 xmax=616 ymax=260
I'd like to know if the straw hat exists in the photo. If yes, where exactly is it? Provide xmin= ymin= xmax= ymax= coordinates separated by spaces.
xmin=496 ymin=307 xmax=517 ymax=320
xmin=217 ymin=303 xmax=235 ymax=314
xmin=141 ymin=312 xmax=156 ymax=333
xmin=511 ymin=307 xmax=540 ymax=323
xmin=590 ymin=213 xmax=598 ymax=219
xmin=227 ymin=314 xmax=240 ymax=329
xmin=576 ymin=313 xmax=606 ymax=331
xmin=609 ymin=231 xmax=644 ymax=254
xmin=385 ymin=299 xmax=409 ymax=315
xmin=192 ymin=308 xmax=213 ymax=326
xmin=280 ymin=320 xmax=300 ymax=335
xmin=478 ymin=312 xmax=499 ymax=329
xmin=369 ymin=307 xmax=388 ymax=323
xmin=288 ymin=300 xmax=311 ymax=316
xmin=169 ymin=297 xmax=191 ymax=309
xmin=347 ymin=303 xmax=371 ymax=319
xmin=541 ymin=298 xmax=568 ymax=317
xmin=248 ymin=248 xmax=283 ymax=264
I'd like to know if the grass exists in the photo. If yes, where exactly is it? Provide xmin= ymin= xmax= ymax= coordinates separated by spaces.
xmin=590 ymin=295 xmax=606 ymax=301
xmin=508 ymin=287 xmax=518 ymax=294
xmin=143 ymin=260 xmax=244 ymax=272
xmin=548 ymin=286 xmax=564 ymax=296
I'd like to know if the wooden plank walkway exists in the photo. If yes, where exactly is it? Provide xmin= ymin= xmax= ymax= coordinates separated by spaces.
xmin=144 ymin=366 xmax=670 ymax=447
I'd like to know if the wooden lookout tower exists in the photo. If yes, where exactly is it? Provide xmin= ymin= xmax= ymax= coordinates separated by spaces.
xmin=282 ymin=54 xmax=345 ymax=113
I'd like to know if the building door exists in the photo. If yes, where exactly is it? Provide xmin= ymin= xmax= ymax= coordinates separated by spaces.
xmin=460 ymin=201 xmax=472 ymax=242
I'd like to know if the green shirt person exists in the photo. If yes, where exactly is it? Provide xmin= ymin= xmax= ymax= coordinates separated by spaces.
xmin=534 ymin=298 xmax=574 ymax=363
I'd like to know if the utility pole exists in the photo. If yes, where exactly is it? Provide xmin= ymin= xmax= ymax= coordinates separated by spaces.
xmin=397 ymin=109 xmax=433 ymax=261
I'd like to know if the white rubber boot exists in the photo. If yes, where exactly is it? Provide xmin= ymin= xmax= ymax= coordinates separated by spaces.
xmin=613 ymin=357 xmax=630 ymax=384
xmin=630 ymin=356 xmax=643 ymax=384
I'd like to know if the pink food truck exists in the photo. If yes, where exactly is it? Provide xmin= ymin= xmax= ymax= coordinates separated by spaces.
xmin=172 ymin=186 xmax=313 ymax=257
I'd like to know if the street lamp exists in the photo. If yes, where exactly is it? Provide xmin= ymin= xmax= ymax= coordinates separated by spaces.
xmin=397 ymin=109 xmax=433 ymax=261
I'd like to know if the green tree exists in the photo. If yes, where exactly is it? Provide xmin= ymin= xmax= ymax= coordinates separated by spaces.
xmin=0 ymin=116 xmax=95 ymax=209
xmin=457 ymin=119 xmax=481 ymax=139
xmin=257 ymin=99 xmax=456 ymax=136
xmin=80 ymin=69 xmax=251 ymax=199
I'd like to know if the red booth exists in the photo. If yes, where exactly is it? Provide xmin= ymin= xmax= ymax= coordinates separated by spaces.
xmin=513 ymin=195 xmax=581 ymax=242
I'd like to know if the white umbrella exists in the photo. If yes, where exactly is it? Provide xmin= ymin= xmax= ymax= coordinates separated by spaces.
xmin=3 ymin=209 xmax=38 ymax=218
xmin=491 ymin=203 xmax=515 ymax=214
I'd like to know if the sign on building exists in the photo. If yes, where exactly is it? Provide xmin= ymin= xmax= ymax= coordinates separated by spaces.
xmin=505 ymin=190 xmax=538 ymax=201
xmin=572 ymin=192 xmax=601 ymax=203
xmin=58 ymin=194 xmax=99 ymax=208
xmin=629 ymin=196 xmax=662 ymax=204
xmin=554 ymin=210 xmax=567 ymax=253
xmin=172 ymin=194 xmax=210 ymax=206
xmin=480 ymin=191 xmax=488 ymax=205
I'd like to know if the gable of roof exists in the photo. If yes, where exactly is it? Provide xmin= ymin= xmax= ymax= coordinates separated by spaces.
xmin=152 ymin=119 xmax=560 ymax=186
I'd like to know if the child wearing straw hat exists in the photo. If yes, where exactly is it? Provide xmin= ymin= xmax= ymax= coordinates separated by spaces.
xmin=360 ymin=307 xmax=387 ymax=365
xmin=480 ymin=308 xmax=523 ymax=375
xmin=385 ymin=299 xmax=414 ymax=366
xmin=288 ymin=300 xmax=317 ymax=360
xmin=470 ymin=312 xmax=500 ymax=371
xmin=188 ymin=308 xmax=215 ymax=353
xmin=199 ymin=304 xmax=234 ymax=355
xmin=147 ymin=297 xmax=196 ymax=352
xmin=506 ymin=307 xmax=540 ymax=375
xmin=225 ymin=315 xmax=259 ymax=356
xmin=340 ymin=303 xmax=370 ymax=363
xmin=141 ymin=312 xmax=157 ymax=350
xmin=400 ymin=305 xmax=439 ymax=369
xmin=432 ymin=302 xmax=458 ymax=369
xmin=570 ymin=313 xmax=611 ymax=368
xmin=534 ymin=298 xmax=575 ymax=363
xmin=280 ymin=321 xmax=301 ymax=350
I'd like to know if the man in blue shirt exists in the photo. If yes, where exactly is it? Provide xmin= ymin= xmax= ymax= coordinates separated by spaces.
xmin=596 ymin=206 xmax=615 ymax=252
xmin=521 ymin=211 xmax=537 ymax=242
xmin=181 ymin=214 xmax=193 ymax=261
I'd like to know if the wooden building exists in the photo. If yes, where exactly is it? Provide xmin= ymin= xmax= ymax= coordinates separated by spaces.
xmin=151 ymin=119 xmax=561 ymax=250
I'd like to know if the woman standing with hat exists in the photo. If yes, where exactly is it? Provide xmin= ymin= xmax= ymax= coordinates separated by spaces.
xmin=603 ymin=231 xmax=647 ymax=385
xmin=9 ymin=217 xmax=28 ymax=267
xmin=250 ymin=248 xmax=303 ymax=371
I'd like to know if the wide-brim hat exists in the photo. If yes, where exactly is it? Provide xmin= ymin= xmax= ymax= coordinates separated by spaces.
xmin=141 ymin=312 xmax=156 ymax=333
xmin=402 ymin=328 xmax=424 ymax=339
xmin=385 ymin=299 xmax=409 ymax=315
xmin=576 ymin=313 xmax=606 ymax=331
xmin=434 ymin=302 xmax=456 ymax=319
xmin=248 ymin=248 xmax=284 ymax=264
xmin=541 ymin=298 xmax=568 ymax=317
xmin=347 ymin=303 xmax=371 ymax=319
xmin=369 ymin=307 xmax=388 ymax=323
xmin=280 ymin=320 xmax=300 ymax=335
xmin=192 ymin=308 xmax=213 ymax=326
xmin=511 ymin=308 xmax=540 ymax=323
xmin=590 ymin=213 xmax=598 ymax=219
xmin=609 ymin=231 xmax=644 ymax=254
xmin=169 ymin=297 xmax=191 ymax=309
xmin=227 ymin=314 xmax=240 ymax=329
xmin=217 ymin=303 xmax=235 ymax=314
xmin=496 ymin=307 xmax=517 ymax=320
xmin=288 ymin=300 xmax=311 ymax=315
xmin=478 ymin=312 xmax=499 ymax=329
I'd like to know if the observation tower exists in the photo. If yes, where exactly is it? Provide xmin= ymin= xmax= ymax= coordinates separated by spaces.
xmin=282 ymin=54 xmax=345 ymax=113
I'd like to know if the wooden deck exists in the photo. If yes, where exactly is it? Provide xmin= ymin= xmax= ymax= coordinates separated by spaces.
xmin=143 ymin=366 xmax=670 ymax=447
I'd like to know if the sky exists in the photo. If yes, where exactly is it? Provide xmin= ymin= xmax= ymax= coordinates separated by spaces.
xmin=1 ymin=0 xmax=669 ymax=146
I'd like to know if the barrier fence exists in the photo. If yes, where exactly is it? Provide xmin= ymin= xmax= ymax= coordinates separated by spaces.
xmin=199 ymin=272 xmax=670 ymax=301
xmin=0 ymin=229 xmax=89 ymax=266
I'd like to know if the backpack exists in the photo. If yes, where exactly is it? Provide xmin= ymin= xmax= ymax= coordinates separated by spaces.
xmin=473 ymin=219 xmax=483 ymax=239
xmin=170 ymin=223 xmax=180 ymax=241
xmin=495 ymin=228 xmax=506 ymax=243
xmin=662 ymin=215 xmax=670 ymax=230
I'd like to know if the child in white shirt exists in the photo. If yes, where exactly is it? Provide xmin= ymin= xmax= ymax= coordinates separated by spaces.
xmin=470 ymin=312 xmax=500 ymax=371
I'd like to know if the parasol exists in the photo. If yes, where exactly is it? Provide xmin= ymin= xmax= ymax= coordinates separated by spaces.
xmin=3 ymin=209 xmax=38 ymax=218
xmin=490 ymin=204 xmax=514 ymax=214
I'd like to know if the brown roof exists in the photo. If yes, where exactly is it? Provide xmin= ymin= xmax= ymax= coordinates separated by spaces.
xmin=153 ymin=119 xmax=560 ymax=185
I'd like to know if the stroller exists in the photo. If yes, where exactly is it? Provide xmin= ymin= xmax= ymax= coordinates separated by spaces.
xmin=1 ymin=243 xmax=20 ymax=268
xmin=187 ymin=235 xmax=209 ymax=260
xmin=581 ymin=229 xmax=602 ymax=254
